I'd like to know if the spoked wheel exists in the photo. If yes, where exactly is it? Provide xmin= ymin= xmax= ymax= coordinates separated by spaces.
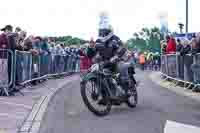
xmin=126 ymin=85 xmax=138 ymax=108
xmin=80 ymin=79 xmax=112 ymax=117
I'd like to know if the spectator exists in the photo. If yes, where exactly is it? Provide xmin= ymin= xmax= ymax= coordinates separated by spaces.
xmin=80 ymin=44 xmax=92 ymax=72
xmin=161 ymin=40 xmax=167 ymax=54
xmin=180 ymin=39 xmax=191 ymax=56
xmin=166 ymin=36 xmax=176 ymax=54
xmin=0 ymin=25 xmax=11 ymax=92
xmin=15 ymin=27 xmax=21 ymax=33
xmin=16 ymin=30 xmax=27 ymax=51
xmin=87 ymin=40 xmax=96 ymax=60
xmin=0 ymin=25 xmax=21 ymax=92
xmin=32 ymin=37 xmax=41 ymax=81
xmin=40 ymin=38 xmax=51 ymax=75
xmin=54 ymin=44 xmax=64 ymax=73
xmin=176 ymin=39 xmax=183 ymax=53
xmin=153 ymin=52 xmax=160 ymax=71
xmin=60 ymin=43 xmax=66 ymax=55
xmin=0 ymin=25 xmax=11 ymax=58
xmin=23 ymin=37 xmax=33 ymax=51
xmin=130 ymin=51 xmax=136 ymax=65
xmin=191 ymin=33 xmax=200 ymax=55
xmin=41 ymin=38 xmax=50 ymax=55
xmin=139 ymin=53 xmax=145 ymax=70
xmin=191 ymin=33 xmax=200 ymax=92
xmin=49 ymin=42 xmax=56 ymax=55
xmin=1 ymin=25 xmax=14 ymax=78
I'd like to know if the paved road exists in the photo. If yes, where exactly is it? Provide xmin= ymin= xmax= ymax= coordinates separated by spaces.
xmin=39 ymin=71 xmax=200 ymax=133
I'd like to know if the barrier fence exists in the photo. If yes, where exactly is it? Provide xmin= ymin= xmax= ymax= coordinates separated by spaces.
xmin=161 ymin=53 xmax=200 ymax=87
xmin=0 ymin=49 xmax=80 ymax=96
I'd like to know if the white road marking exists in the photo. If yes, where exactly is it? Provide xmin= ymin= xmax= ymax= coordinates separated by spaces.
xmin=164 ymin=120 xmax=200 ymax=133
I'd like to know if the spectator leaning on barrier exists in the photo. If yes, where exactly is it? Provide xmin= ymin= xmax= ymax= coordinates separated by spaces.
xmin=16 ymin=30 xmax=27 ymax=51
xmin=191 ymin=33 xmax=200 ymax=54
xmin=0 ymin=25 xmax=10 ymax=59
xmin=176 ymin=39 xmax=183 ymax=53
xmin=23 ymin=37 xmax=33 ymax=51
xmin=40 ymin=38 xmax=51 ymax=75
xmin=161 ymin=40 xmax=167 ymax=54
xmin=180 ymin=39 xmax=191 ymax=56
xmin=191 ymin=33 xmax=200 ymax=91
xmin=79 ymin=44 xmax=87 ymax=72
xmin=32 ymin=37 xmax=41 ymax=79
xmin=1 ymin=25 xmax=20 ymax=91
xmin=166 ymin=35 xmax=176 ymax=54
xmin=15 ymin=30 xmax=27 ymax=86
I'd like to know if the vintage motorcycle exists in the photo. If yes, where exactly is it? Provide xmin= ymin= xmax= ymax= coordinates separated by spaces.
xmin=80 ymin=54 xmax=138 ymax=117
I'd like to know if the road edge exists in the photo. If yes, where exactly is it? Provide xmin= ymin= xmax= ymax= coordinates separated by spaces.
xmin=17 ymin=74 xmax=78 ymax=133
xmin=149 ymin=71 xmax=200 ymax=102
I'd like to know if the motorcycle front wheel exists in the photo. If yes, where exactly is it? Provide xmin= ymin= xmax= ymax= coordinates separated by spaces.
xmin=80 ymin=79 xmax=112 ymax=117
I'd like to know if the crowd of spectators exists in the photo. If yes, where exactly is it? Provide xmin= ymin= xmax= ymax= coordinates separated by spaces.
xmin=0 ymin=25 xmax=91 ymax=94
xmin=161 ymin=33 xmax=200 ymax=56
xmin=160 ymin=33 xmax=200 ymax=91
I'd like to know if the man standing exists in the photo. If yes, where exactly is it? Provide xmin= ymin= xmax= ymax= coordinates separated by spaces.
xmin=0 ymin=25 xmax=15 ymax=94
xmin=166 ymin=35 xmax=176 ymax=54
xmin=139 ymin=53 xmax=145 ymax=70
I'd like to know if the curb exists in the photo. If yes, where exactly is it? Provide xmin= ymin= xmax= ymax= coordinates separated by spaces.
xmin=17 ymin=74 xmax=75 ymax=133
xmin=149 ymin=72 xmax=200 ymax=102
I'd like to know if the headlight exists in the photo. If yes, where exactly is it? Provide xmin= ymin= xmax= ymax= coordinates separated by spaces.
xmin=91 ymin=64 xmax=99 ymax=72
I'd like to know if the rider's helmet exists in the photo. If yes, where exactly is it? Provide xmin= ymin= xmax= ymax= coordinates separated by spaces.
xmin=98 ymin=11 xmax=113 ymax=39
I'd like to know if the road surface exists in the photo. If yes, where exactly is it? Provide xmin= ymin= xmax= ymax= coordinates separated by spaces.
xmin=39 ymin=70 xmax=200 ymax=133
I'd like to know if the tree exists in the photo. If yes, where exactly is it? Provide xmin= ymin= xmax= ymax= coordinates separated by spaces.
xmin=126 ymin=27 xmax=161 ymax=53
xmin=53 ymin=35 xmax=87 ymax=46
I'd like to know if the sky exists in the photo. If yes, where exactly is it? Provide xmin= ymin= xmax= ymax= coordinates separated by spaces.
xmin=0 ymin=0 xmax=198 ymax=41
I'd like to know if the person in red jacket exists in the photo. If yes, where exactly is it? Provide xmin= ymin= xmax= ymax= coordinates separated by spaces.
xmin=79 ymin=44 xmax=93 ymax=73
xmin=166 ymin=36 xmax=176 ymax=54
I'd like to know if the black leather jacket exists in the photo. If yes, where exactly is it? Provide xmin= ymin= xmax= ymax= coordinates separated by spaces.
xmin=87 ymin=34 xmax=126 ymax=63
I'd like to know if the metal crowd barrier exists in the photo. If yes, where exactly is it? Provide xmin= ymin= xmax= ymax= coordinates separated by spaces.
xmin=0 ymin=49 xmax=14 ymax=95
xmin=0 ymin=49 xmax=80 ymax=96
xmin=192 ymin=54 xmax=200 ymax=84
xmin=161 ymin=53 xmax=200 ymax=89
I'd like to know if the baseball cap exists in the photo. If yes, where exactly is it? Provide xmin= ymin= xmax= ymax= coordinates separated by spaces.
xmin=1 ymin=25 xmax=13 ymax=31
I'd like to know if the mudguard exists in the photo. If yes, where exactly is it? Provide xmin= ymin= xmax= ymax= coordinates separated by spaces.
xmin=81 ymin=72 xmax=97 ymax=83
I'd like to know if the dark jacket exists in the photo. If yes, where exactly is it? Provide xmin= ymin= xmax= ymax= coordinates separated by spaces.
xmin=87 ymin=34 xmax=123 ymax=61
xmin=191 ymin=40 xmax=200 ymax=55
xmin=176 ymin=44 xmax=183 ymax=52
xmin=180 ymin=45 xmax=191 ymax=56
xmin=0 ymin=33 xmax=8 ymax=58
xmin=7 ymin=33 xmax=18 ymax=51
xmin=0 ymin=33 xmax=8 ymax=49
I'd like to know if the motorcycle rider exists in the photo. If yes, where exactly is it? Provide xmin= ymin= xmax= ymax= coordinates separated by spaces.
xmin=87 ymin=17 xmax=137 ymax=104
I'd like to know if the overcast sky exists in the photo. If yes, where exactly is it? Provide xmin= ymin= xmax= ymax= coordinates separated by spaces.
xmin=0 ymin=0 xmax=198 ymax=41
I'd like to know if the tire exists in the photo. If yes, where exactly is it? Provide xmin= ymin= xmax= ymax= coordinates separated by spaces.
xmin=80 ymin=80 xmax=112 ymax=117
xmin=126 ymin=88 xmax=138 ymax=108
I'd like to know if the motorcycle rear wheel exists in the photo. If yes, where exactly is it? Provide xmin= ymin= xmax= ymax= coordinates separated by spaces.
xmin=80 ymin=79 xmax=112 ymax=117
